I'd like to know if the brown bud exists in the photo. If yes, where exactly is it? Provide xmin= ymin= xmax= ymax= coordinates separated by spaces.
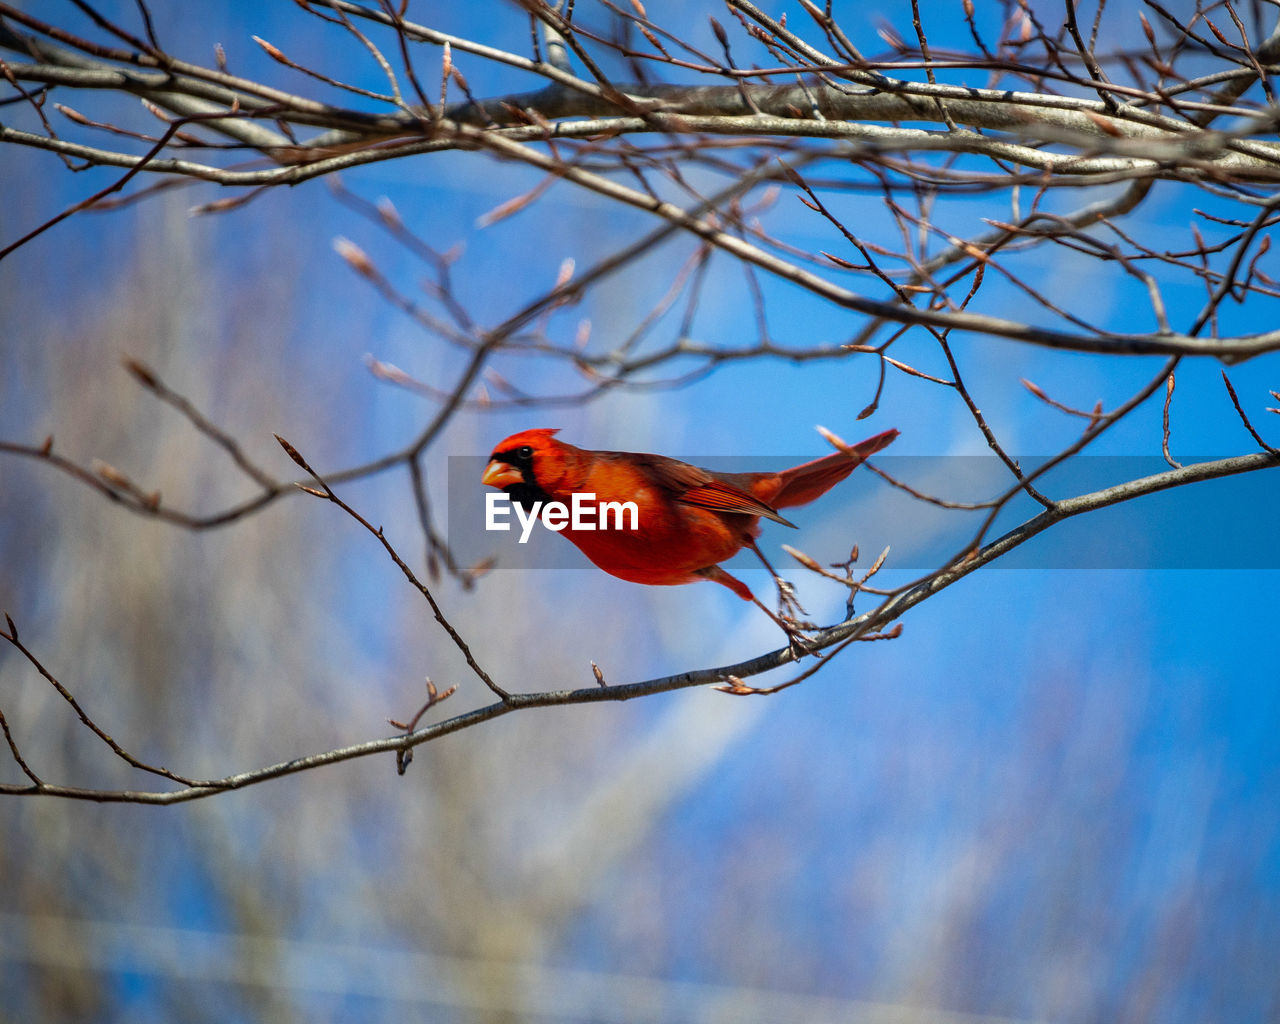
xmin=123 ymin=358 xmax=159 ymax=389
xmin=333 ymin=237 xmax=375 ymax=278
xmin=815 ymin=425 xmax=855 ymax=456
xmin=252 ymin=36 xmax=286 ymax=62
xmin=1139 ymin=11 xmax=1156 ymax=46
xmin=466 ymin=557 xmax=496 ymax=581
xmin=1020 ymin=377 xmax=1048 ymax=400
xmin=55 ymin=104 xmax=92 ymax=126
xmin=782 ymin=545 xmax=820 ymax=572
xmin=376 ymin=197 xmax=402 ymax=231
xmin=140 ymin=99 xmax=171 ymax=123
xmin=93 ymin=460 xmax=132 ymax=490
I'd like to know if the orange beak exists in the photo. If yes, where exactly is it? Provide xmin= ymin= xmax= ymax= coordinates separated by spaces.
xmin=481 ymin=460 xmax=523 ymax=489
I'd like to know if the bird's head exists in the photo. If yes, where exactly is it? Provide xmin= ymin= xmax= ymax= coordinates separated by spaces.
xmin=482 ymin=428 xmax=566 ymax=510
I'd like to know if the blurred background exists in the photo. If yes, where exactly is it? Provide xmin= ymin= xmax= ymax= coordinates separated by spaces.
xmin=2 ymin=1 xmax=1278 ymax=1022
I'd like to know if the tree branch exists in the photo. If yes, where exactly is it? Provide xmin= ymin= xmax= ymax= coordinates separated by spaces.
xmin=3 ymin=451 xmax=1274 ymax=804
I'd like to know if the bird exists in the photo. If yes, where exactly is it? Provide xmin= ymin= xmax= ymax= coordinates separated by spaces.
xmin=481 ymin=426 xmax=898 ymax=647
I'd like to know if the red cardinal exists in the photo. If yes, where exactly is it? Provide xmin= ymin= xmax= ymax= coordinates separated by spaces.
xmin=481 ymin=427 xmax=897 ymax=638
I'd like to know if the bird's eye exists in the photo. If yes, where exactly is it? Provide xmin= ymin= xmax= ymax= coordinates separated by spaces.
xmin=516 ymin=445 xmax=534 ymax=459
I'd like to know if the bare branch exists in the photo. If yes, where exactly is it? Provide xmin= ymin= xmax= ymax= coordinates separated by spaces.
xmin=3 ymin=450 xmax=1274 ymax=804
xmin=274 ymin=434 xmax=511 ymax=701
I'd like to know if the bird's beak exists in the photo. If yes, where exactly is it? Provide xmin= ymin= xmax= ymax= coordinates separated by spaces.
xmin=481 ymin=460 xmax=523 ymax=489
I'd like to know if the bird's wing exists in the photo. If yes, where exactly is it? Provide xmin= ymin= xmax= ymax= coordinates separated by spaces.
xmin=680 ymin=481 xmax=796 ymax=526
xmin=636 ymin=455 xmax=795 ymax=527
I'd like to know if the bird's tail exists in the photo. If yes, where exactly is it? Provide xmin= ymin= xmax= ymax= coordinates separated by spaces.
xmin=771 ymin=428 xmax=899 ymax=509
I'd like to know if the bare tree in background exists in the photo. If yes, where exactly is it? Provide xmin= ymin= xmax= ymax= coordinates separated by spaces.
xmin=1 ymin=0 xmax=1279 ymax=804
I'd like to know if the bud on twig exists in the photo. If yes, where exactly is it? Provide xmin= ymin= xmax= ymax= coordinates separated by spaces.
xmin=1021 ymin=377 xmax=1048 ymax=401
xmin=93 ymin=460 xmax=133 ymax=490
xmin=139 ymin=99 xmax=172 ymax=123
xmin=1139 ymin=11 xmax=1156 ymax=46
xmin=466 ymin=557 xmax=496 ymax=580
xmin=1084 ymin=110 xmax=1123 ymax=137
xmin=1203 ymin=17 xmax=1233 ymax=48
xmin=252 ymin=35 xmax=286 ymax=62
xmin=333 ymin=237 xmax=376 ymax=279
xmin=273 ymin=433 xmax=311 ymax=472
xmin=555 ymin=257 xmax=575 ymax=290
xmin=815 ymin=424 xmax=855 ymax=456
xmin=877 ymin=22 xmax=905 ymax=50
xmin=713 ymin=674 xmax=756 ymax=695
xmin=376 ymin=197 xmax=402 ymax=231
xmin=55 ymin=104 xmax=93 ymax=126
xmin=867 ymin=546 xmax=890 ymax=576
xmin=123 ymin=358 xmax=159 ymax=390
xmin=782 ymin=545 xmax=821 ymax=573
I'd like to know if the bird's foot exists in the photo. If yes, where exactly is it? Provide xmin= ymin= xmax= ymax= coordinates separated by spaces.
xmin=776 ymin=581 xmax=825 ymax=657
xmin=781 ymin=619 xmax=819 ymax=659
xmin=773 ymin=577 xmax=808 ymax=622
xmin=775 ymin=608 xmax=824 ymax=659
xmin=748 ymin=592 xmax=819 ymax=658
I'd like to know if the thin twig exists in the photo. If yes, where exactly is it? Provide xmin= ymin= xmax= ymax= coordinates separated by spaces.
xmin=1221 ymin=371 xmax=1280 ymax=454
xmin=4 ymin=450 xmax=1277 ymax=804
xmin=274 ymin=434 xmax=511 ymax=701
xmin=1162 ymin=371 xmax=1182 ymax=468
xmin=0 ymin=615 xmax=205 ymax=787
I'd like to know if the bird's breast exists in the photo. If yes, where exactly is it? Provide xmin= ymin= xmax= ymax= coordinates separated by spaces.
xmin=554 ymin=489 xmax=758 ymax=585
